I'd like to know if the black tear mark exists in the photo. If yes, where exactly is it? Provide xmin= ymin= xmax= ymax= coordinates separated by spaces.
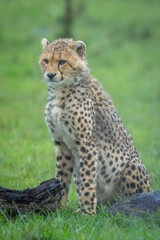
xmin=58 ymin=65 xmax=63 ymax=81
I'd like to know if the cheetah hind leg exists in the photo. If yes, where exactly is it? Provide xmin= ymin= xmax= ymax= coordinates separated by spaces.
xmin=120 ymin=158 xmax=152 ymax=196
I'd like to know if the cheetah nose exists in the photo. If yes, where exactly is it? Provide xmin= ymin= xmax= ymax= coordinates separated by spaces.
xmin=47 ymin=73 xmax=56 ymax=80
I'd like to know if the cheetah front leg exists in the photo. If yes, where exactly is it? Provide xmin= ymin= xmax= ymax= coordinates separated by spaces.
xmin=78 ymin=142 xmax=98 ymax=215
xmin=55 ymin=141 xmax=74 ymax=208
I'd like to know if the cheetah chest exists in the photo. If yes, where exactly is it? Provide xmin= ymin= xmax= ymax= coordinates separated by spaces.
xmin=45 ymin=100 xmax=63 ymax=137
xmin=45 ymin=99 xmax=76 ymax=150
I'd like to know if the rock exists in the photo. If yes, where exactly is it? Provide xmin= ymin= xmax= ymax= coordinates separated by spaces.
xmin=106 ymin=191 xmax=160 ymax=218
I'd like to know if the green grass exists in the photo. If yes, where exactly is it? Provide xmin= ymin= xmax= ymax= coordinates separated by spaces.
xmin=0 ymin=0 xmax=160 ymax=239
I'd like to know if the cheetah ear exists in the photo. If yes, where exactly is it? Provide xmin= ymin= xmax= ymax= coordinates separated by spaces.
xmin=41 ymin=38 xmax=49 ymax=49
xmin=74 ymin=41 xmax=86 ymax=57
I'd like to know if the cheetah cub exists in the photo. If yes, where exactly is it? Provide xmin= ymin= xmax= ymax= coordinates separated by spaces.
xmin=39 ymin=38 xmax=152 ymax=215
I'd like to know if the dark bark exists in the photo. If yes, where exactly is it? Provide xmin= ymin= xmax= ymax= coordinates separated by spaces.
xmin=0 ymin=178 xmax=62 ymax=216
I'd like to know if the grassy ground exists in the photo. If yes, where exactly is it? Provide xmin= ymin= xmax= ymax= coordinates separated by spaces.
xmin=0 ymin=0 xmax=160 ymax=239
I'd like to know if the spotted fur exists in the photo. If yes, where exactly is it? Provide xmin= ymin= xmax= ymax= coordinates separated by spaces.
xmin=39 ymin=38 xmax=152 ymax=215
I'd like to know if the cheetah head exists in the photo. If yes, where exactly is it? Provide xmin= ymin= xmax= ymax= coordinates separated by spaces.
xmin=39 ymin=38 xmax=89 ymax=88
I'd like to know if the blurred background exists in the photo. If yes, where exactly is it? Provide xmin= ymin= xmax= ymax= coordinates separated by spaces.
xmin=0 ymin=0 xmax=160 ymax=190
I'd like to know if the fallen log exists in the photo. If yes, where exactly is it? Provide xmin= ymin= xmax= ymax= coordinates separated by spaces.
xmin=106 ymin=190 xmax=160 ymax=219
xmin=0 ymin=178 xmax=63 ymax=216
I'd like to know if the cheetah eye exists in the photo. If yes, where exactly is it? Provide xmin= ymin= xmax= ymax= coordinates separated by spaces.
xmin=43 ymin=59 xmax=48 ymax=65
xmin=59 ymin=60 xmax=66 ymax=66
